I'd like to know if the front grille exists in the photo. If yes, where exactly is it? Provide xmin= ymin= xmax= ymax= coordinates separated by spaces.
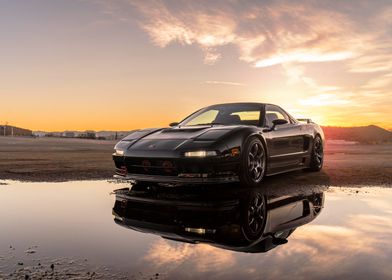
xmin=125 ymin=158 xmax=180 ymax=176
xmin=119 ymin=157 xmax=239 ymax=178
xmin=113 ymin=199 xmax=238 ymax=227
xmin=114 ymin=200 xmax=179 ymax=224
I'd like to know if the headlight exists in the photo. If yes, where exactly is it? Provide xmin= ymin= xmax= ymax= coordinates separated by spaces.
xmin=184 ymin=151 xmax=217 ymax=157
xmin=114 ymin=149 xmax=124 ymax=156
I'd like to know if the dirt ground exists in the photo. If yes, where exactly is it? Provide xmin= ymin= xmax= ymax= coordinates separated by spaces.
xmin=0 ymin=136 xmax=391 ymax=186
xmin=0 ymin=137 xmax=117 ymax=182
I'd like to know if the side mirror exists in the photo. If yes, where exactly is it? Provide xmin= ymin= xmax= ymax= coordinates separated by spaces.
xmin=169 ymin=122 xmax=179 ymax=127
xmin=269 ymin=119 xmax=288 ymax=131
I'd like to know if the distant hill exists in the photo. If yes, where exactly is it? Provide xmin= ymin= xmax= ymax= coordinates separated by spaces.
xmin=321 ymin=125 xmax=392 ymax=144
xmin=1 ymin=125 xmax=32 ymax=136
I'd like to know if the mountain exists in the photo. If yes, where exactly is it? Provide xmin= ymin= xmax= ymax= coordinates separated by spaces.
xmin=321 ymin=125 xmax=392 ymax=144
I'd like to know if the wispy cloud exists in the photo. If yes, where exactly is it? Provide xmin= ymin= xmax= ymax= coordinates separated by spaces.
xmin=130 ymin=1 xmax=363 ymax=66
xmin=90 ymin=0 xmax=392 ymax=127
xmin=299 ymin=93 xmax=351 ymax=107
xmin=204 ymin=80 xmax=246 ymax=86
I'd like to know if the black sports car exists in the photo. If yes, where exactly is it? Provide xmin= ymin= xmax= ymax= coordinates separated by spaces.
xmin=113 ymin=103 xmax=324 ymax=187
xmin=112 ymin=185 xmax=324 ymax=253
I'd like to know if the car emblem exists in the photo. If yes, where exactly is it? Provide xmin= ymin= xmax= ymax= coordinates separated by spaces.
xmin=148 ymin=144 xmax=156 ymax=149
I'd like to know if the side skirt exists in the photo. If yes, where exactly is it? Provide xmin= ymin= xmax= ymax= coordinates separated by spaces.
xmin=265 ymin=166 xmax=307 ymax=177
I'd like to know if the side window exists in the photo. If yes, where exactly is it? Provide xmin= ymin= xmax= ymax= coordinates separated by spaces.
xmin=265 ymin=105 xmax=290 ymax=127
xmin=230 ymin=111 xmax=260 ymax=125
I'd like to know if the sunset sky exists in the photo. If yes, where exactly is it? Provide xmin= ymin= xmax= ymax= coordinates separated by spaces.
xmin=1 ymin=0 xmax=391 ymax=131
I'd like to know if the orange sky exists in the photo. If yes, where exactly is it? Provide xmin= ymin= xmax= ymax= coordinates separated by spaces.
xmin=1 ymin=0 xmax=391 ymax=131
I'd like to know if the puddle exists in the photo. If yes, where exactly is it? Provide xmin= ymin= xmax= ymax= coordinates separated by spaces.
xmin=0 ymin=180 xmax=391 ymax=279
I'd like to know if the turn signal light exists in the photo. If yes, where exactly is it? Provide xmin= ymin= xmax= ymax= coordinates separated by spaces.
xmin=230 ymin=148 xmax=240 ymax=156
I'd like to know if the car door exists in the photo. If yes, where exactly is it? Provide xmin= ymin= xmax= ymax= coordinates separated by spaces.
xmin=263 ymin=105 xmax=305 ymax=173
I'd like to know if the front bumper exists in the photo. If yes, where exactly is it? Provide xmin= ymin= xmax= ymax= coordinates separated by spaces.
xmin=113 ymin=153 xmax=240 ymax=184
xmin=112 ymin=189 xmax=240 ymax=242
xmin=113 ymin=173 xmax=239 ymax=184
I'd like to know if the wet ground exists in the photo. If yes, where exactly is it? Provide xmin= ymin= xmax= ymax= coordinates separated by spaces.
xmin=1 ymin=180 xmax=391 ymax=279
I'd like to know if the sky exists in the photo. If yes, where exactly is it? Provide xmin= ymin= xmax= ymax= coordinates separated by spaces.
xmin=0 ymin=0 xmax=391 ymax=131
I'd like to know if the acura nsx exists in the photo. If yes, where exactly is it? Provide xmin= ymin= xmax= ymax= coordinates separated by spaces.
xmin=112 ymin=186 xmax=324 ymax=252
xmin=112 ymin=103 xmax=324 ymax=187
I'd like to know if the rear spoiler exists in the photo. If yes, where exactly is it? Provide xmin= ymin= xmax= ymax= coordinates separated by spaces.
xmin=297 ymin=118 xmax=313 ymax=124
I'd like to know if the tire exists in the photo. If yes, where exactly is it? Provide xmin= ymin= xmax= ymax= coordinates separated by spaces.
xmin=240 ymin=191 xmax=266 ymax=241
xmin=308 ymin=135 xmax=323 ymax=171
xmin=239 ymin=137 xmax=266 ymax=188
xmin=310 ymin=193 xmax=324 ymax=215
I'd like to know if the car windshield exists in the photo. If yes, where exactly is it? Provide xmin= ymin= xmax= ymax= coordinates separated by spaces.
xmin=180 ymin=104 xmax=263 ymax=127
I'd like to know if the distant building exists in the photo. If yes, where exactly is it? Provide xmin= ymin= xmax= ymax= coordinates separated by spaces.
xmin=95 ymin=131 xmax=132 ymax=140
xmin=33 ymin=131 xmax=47 ymax=137
xmin=0 ymin=125 xmax=32 ymax=137
xmin=78 ymin=130 xmax=96 ymax=139
xmin=46 ymin=132 xmax=63 ymax=137
xmin=63 ymin=131 xmax=75 ymax=138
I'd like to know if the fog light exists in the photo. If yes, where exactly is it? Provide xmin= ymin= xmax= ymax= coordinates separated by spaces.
xmin=185 ymin=227 xmax=216 ymax=234
xmin=185 ymin=228 xmax=206 ymax=234
xmin=184 ymin=151 xmax=217 ymax=157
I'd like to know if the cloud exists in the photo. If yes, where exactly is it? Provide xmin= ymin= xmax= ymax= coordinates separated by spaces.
xmin=204 ymin=81 xmax=246 ymax=86
xmin=361 ymin=73 xmax=392 ymax=89
xmin=130 ymin=1 xmax=362 ymax=66
xmin=130 ymin=0 xmax=238 ymax=64
xmin=144 ymin=239 xmax=235 ymax=272
xmin=92 ymin=0 xmax=392 ymax=127
xmin=143 ymin=239 xmax=193 ymax=267
xmin=254 ymin=52 xmax=355 ymax=68
xmin=299 ymin=93 xmax=351 ymax=107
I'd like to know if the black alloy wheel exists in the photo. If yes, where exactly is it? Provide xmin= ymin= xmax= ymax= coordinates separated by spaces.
xmin=308 ymin=135 xmax=323 ymax=171
xmin=241 ymin=192 xmax=266 ymax=241
xmin=240 ymin=137 xmax=266 ymax=187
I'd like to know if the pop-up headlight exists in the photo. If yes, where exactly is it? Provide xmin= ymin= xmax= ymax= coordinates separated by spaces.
xmin=114 ymin=140 xmax=131 ymax=156
xmin=114 ymin=149 xmax=124 ymax=156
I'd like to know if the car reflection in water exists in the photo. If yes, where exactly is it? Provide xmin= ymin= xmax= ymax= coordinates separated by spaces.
xmin=112 ymin=185 xmax=324 ymax=253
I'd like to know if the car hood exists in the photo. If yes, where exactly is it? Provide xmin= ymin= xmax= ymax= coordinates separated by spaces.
xmin=147 ymin=126 xmax=239 ymax=140
xmin=124 ymin=126 xmax=241 ymax=141
xmin=115 ymin=125 xmax=244 ymax=154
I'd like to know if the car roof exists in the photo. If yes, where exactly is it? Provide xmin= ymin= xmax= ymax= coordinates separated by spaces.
xmin=205 ymin=102 xmax=274 ymax=107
